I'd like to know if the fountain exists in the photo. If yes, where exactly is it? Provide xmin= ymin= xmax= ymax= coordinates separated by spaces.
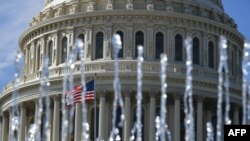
xmin=242 ymin=41 xmax=250 ymax=125
xmin=183 ymin=37 xmax=195 ymax=141
xmin=4 ymin=34 xmax=249 ymax=141
xmin=109 ymin=34 xmax=125 ymax=141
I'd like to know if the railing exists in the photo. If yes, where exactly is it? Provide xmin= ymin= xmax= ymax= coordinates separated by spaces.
xmin=1 ymin=61 xmax=242 ymax=95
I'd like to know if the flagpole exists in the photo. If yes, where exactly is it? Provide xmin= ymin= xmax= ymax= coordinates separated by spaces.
xmin=94 ymin=73 xmax=97 ymax=141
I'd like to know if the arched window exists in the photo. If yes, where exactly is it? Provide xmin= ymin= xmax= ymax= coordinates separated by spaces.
xmin=37 ymin=46 xmax=40 ymax=71
xmin=135 ymin=31 xmax=144 ymax=58
xmin=77 ymin=34 xmax=85 ymax=60
xmin=155 ymin=32 xmax=164 ymax=59
xmin=78 ymin=34 xmax=85 ymax=43
xmin=193 ymin=37 xmax=200 ymax=65
xmin=48 ymin=40 xmax=53 ymax=66
xmin=208 ymin=41 xmax=214 ymax=68
xmin=95 ymin=32 xmax=104 ymax=59
xmin=175 ymin=34 xmax=183 ymax=61
xmin=61 ymin=37 xmax=67 ymax=63
xmin=116 ymin=31 xmax=124 ymax=58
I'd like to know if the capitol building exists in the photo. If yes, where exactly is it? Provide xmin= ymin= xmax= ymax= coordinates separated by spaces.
xmin=0 ymin=0 xmax=245 ymax=141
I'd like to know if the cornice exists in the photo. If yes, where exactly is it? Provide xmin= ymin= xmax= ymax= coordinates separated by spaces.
xmin=19 ymin=10 xmax=244 ymax=52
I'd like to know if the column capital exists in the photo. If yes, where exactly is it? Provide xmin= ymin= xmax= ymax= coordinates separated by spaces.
xmin=174 ymin=93 xmax=181 ymax=100
xmin=123 ymin=90 xmax=133 ymax=97
xmin=98 ymin=90 xmax=108 ymax=98
xmin=6 ymin=107 xmax=12 ymax=114
xmin=53 ymin=95 xmax=61 ymax=101
xmin=1 ymin=110 xmax=8 ymax=117
xmin=197 ymin=96 xmax=204 ymax=103
xmin=19 ymin=102 xmax=27 ymax=109
xmin=33 ymin=99 xmax=39 ymax=104
xmin=233 ymin=104 xmax=240 ymax=109
xmin=148 ymin=91 xmax=158 ymax=98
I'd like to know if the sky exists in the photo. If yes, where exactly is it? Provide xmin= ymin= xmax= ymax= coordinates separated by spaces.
xmin=0 ymin=0 xmax=249 ymax=92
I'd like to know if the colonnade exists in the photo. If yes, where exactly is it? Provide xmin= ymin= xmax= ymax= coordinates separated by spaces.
xmin=0 ymin=93 xmax=241 ymax=141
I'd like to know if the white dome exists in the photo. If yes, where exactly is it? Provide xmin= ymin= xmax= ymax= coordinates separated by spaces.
xmin=43 ymin=0 xmax=223 ymax=11
xmin=192 ymin=0 xmax=223 ymax=11
xmin=44 ymin=0 xmax=72 ymax=9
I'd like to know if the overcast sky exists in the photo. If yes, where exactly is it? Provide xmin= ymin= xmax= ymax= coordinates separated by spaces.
xmin=0 ymin=0 xmax=249 ymax=92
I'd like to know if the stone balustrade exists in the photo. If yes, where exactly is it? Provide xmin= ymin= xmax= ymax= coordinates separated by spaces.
xmin=1 ymin=60 xmax=242 ymax=95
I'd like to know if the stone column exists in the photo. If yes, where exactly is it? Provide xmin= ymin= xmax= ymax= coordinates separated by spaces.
xmin=149 ymin=93 xmax=156 ymax=141
xmin=8 ymin=109 xmax=12 ymax=140
xmin=30 ymin=43 xmax=35 ymax=73
xmin=167 ymin=28 xmax=174 ymax=60
xmin=52 ymin=34 xmax=59 ymax=66
xmin=168 ymin=103 xmax=175 ymax=135
xmin=174 ymin=94 xmax=180 ymax=141
xmin=98 ymin=94 xmax=106 ymax=140
xmin=74 ymin=103 xmax=82 ymax=141
xmin=52 ymin=97 xmax=60 ymax=141
xmin=85 ymin=26 xmax=92 ymax=61
xmin=146 ymin=26 xmax=153 ymax=59
xmin=104 ymin=24 xmax=112 ymax=59
xmin=34 ymin=100 xmax=39 ymax=123
xmin=26 ymin=47 xmax=30 ymax=75
xmin=196 ymin=97 xmax=203 ymax=141
xmin=123 ymin=93 xmax=131 ymax=141
xmin=19 ymin=104 xmax=27 ymax=141
xmin=68 ymin=30 xmax=74 ymax=62
xmin=35 ymin=44 xmax=39 ymax=72
xmin=125 ymin=23 xmax=133 ymax=59
xmin=104 ymin=101 xmax=111 ymax=139
xmin=1 ymin=112 xmax=8 ymax=141
xmin=34 ymin=100 xmax=41 ymax=140
xmin=202 ymin=32 xmax=208 ymax=66
xmin=24 ymin=47 xmax=28 ymax=75
xmin=206 ymin=110 xmax=212 ymax=122
xmin=233 ymin=105 xmax=239 ymax=125
xmin=40 ymin=37 xmax=46 ymax=70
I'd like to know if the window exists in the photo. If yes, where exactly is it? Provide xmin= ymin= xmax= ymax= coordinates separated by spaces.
xmin=155 ymin=32 xmax=164 ymax=59
xmin=116 ymin=31 xmax=124 ymax=58
xmin=135 ymin=31 xmax=144 ymax=58
xmin=193 ymin=37 xmax=199 ymax=65
xmin=95 ymin=32 xmax=104 ymax=59
xmin=78 ymin=34 xmax=85 ymax=43
xmin=48 ymin=40 xmax=53 ymax=66
xmin=208 ymin=41 xmax=214 ymax=68
xmin=77 ymin=34 xmax=85 ymax=60
xmin=175 ymin=34 xmax=183 ymax=61
xmin=61 ymin=37 xmax=67 ymax=63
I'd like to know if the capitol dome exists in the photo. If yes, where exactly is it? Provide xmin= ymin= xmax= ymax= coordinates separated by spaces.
xmin=43 ymin=0 xmax=224 ymax=11
xmin=0 ymin=0 xmax=245 ymax=141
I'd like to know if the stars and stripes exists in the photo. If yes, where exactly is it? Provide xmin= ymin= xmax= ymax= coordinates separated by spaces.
xmin=66 ymin=80 xmax=95 ymax=105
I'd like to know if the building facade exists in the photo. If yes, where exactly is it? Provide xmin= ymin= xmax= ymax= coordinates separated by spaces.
xmin=0 ymin=0 xmax=245 ymax=141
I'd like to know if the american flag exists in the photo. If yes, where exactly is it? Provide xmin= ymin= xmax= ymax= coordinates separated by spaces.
xmin=66 ymin=80 xmax=95 ymax=105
